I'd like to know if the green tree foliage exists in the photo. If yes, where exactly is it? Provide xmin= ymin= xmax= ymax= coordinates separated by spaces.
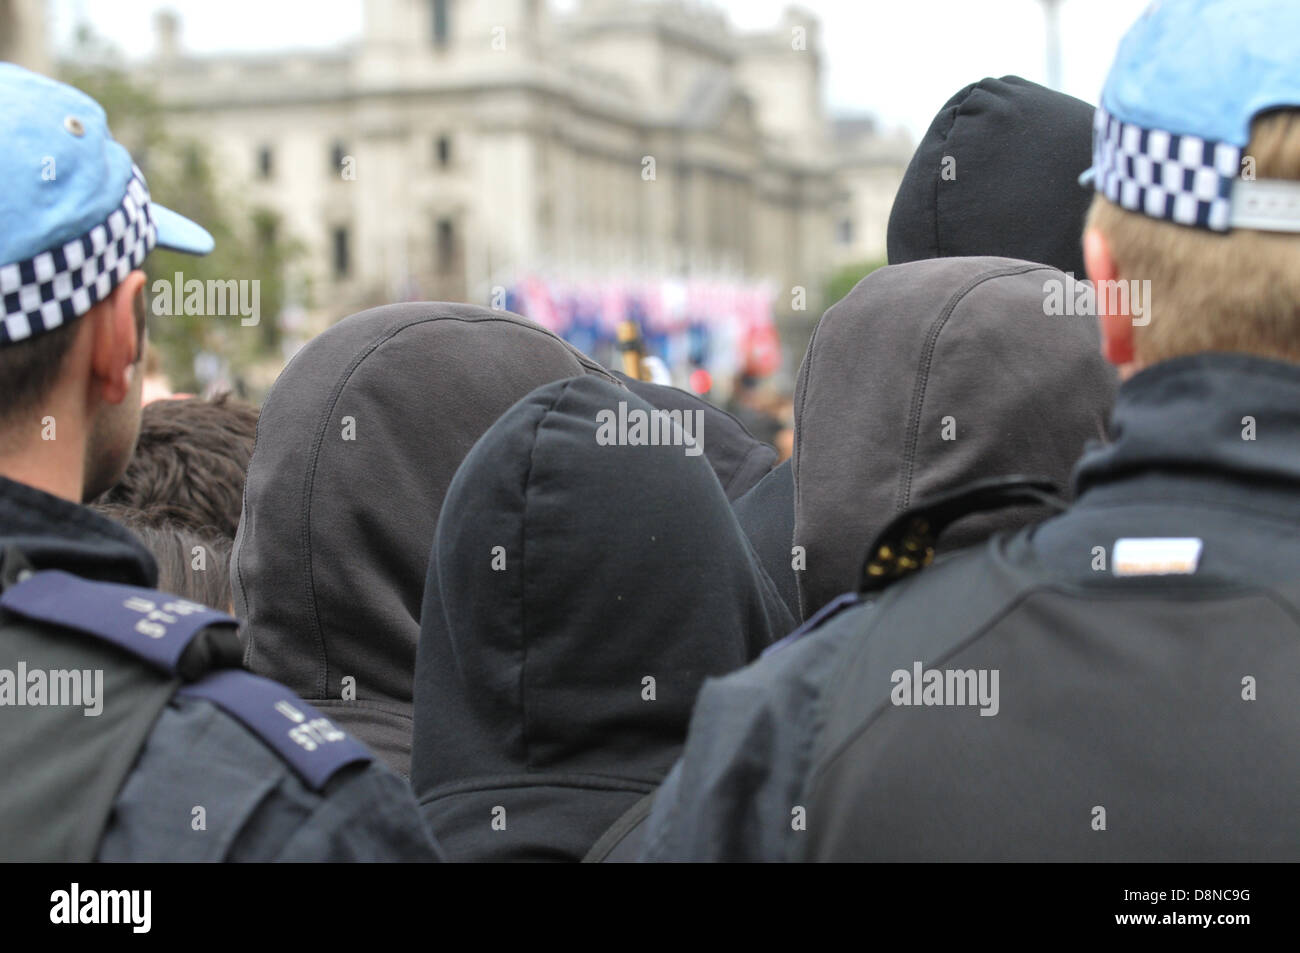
xmin=827 ymin=258 xmax=887 ymax=309
xmin=61 ymin=26 xmax=304 ymax=397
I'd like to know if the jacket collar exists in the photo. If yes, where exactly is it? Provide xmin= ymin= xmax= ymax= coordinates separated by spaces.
xmin=0 ymin=475 xmax=156 ymax=587
xmin=1074 ymin=352 xmax=1300 ymax=502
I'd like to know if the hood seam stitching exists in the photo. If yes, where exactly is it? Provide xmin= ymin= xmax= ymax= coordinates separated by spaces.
xmin=275 ymin=311 xmax=601 ymax=701
xmin=895 ymin=263 xmax=1055 ymax=514
xmin=515 ymin=376 xmax=583 ymax=772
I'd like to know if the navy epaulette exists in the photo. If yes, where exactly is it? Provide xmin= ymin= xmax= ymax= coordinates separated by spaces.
xmin=761 ymin=591 xmax=862 ymax=658
xmin=179 ymin=671 xmax=373 ymax=791
xmin=0 ymin=569 xmax=238 ymax=675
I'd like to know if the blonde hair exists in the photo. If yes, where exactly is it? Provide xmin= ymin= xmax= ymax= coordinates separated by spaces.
xmin=1087 ymin=109 xmax=1300 ymax=364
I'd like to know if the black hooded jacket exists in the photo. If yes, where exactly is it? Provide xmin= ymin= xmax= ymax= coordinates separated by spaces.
xmin=887 ymin=75 xmax=1096 ymax=276
xmin=611 ymin=371 xmax=777 ymax=500
xmin=735 ymin=78 xmax=1101 ymax=621
xmin=732 ymin=461 xmax=798 ymax=616
xmin=644 ymin=353 xmax=1300 ymax=861
xmin=234 ymin=303 xmax=617 ymax=777
xmin=411 ymin=375 xmax=794 ymax=861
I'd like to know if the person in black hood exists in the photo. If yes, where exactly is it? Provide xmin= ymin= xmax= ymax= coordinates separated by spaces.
xmin=736 ymin=75 xmax=1101 ymax=619
xmin=732 ymin=461 xmax=799 ymax=615
xmin=411 ymin=375 xmax=794 ymax=861
xmin=887 ymin=75 xmax=1096 ymax=276
xmin=611 ymin=370 xmax=777 ymax=501
xmin=234 ymin=302 xmax=618 ymax=777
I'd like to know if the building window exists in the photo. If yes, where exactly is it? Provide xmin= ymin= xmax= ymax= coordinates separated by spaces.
xmin=435 ymin=134 xmax=451 ymax=168
xmin=332 ymin=226 xmax=350 ymax=279
xmin=436 ymin=218 xmax=455 ymax=271
xmin=257 ymin=145 xmax=274 ymax=179
xmin=431 ymin=0 xmax=449 ymax=46
xmin=836 ymin=217 xmax=854 ymax=246
xmin=331 ymin=140 xmax=348 ymax=174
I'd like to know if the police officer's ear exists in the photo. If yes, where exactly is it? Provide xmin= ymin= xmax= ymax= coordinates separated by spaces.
xmin=1083 ymin=227 xmax=1137 ymax=372
xmin=87 ymin=270 xmax=147 ymax=405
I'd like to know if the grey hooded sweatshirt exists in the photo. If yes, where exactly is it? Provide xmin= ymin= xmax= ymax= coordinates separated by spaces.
xmin=233 ymin=302 xmax=617 ymax=776
xmin=792 ymin=256 xmax=1116 ymax=618
xmin=735 ymin=75 xmax=1101 ymax=621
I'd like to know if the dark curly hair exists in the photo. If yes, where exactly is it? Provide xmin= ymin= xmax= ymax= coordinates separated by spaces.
xmin=94 ymin=393 xmax=259 ymax=543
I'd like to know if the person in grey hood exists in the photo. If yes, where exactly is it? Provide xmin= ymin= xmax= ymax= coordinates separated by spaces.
xmin=736 ymin=76 xmax=1098 ymax=619
xmin=641 ymin=257 xmax=1116 ymax=862
xmin=791 ymin=257 xmax=1115 ymax=618
xmin=411 ymin=375 xmax=794 ymax=861
xmin=234 ymin=302 xmax=617 ymax=777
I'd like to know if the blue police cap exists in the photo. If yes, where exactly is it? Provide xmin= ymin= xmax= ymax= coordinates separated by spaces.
xmin=0 ymin=63 xmax=214 ymax=347
xmin=1079 ymin=0 xmax=1300 ymax=233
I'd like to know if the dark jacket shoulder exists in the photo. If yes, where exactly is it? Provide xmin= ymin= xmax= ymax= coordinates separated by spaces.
xmin=99 ymin=692 xmax=441 ymax=861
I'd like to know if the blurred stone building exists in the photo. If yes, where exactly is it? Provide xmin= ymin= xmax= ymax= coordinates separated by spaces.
xmin=830 ymin=116 xmax=913 ymax=266
xmin=0 ymin=0 xmax=50 ymax=73
xmin=23 ymin=0 xmax=912 ymax=347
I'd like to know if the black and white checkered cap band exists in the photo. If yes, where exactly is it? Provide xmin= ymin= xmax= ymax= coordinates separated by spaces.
xmin=1092 ymin=105 xmax=1242 ymax=232
xmin=1 ymin=166 xmax=158 ymax=347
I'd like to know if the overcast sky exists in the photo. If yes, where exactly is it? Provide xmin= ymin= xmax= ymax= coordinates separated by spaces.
xmin=50 ymin=0 xmax=1151 ymax=140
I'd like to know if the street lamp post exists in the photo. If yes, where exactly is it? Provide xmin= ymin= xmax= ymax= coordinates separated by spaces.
xmin=1042 ymin=0 xmax=1065 ymax=90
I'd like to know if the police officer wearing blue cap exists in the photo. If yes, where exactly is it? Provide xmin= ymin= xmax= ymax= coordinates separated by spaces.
xmin=636 ymin=0 xmax=1300 ymax=861
xmin=0 ymin=64 xmax=442 ymax=861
